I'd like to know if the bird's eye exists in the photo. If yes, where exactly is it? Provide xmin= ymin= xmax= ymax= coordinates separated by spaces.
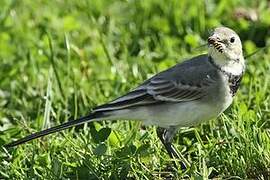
xmin=230 ymin=37 xmax=235 ymax=43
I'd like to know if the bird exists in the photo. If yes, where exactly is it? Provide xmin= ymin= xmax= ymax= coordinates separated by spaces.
xmin=4 ymin=27 xmax=245 ymax=169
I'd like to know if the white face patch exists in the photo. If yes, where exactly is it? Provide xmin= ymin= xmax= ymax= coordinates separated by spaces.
xmin=208 ymin=27 xmax=245 ymax=76
xmin=209 ymin=46 xmax=245 ymax=75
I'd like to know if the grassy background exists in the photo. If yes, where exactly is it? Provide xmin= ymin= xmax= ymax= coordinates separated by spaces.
xmin=0 ymin=0 xmax=269 ymax=179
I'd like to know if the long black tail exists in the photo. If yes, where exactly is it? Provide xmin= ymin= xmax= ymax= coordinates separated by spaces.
xmin=4 ymin=112 xmax=104 ymax=148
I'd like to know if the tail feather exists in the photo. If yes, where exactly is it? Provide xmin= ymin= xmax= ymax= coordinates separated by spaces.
xmin=4 ymin=112 xmax=104 ymax=148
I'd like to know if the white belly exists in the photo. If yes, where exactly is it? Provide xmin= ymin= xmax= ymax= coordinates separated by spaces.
xmin=109 ymin=96 xmax=232 ymax=128
xmin=107 ymin=78 xmax=233 ymax=128
xmin=141 ymin=99 xmax=232 ymax=127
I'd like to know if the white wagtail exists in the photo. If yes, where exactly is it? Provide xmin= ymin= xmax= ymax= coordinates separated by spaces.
xmin=5 ymin=27 xmax=245 ymax=168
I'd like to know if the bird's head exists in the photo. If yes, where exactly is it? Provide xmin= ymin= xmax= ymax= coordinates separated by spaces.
xmin=208 ymin=27 xmax=244 ymax=75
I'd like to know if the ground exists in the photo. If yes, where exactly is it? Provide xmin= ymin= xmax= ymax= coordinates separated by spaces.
xmin=0 ymin=0 xmax=270 ymax=179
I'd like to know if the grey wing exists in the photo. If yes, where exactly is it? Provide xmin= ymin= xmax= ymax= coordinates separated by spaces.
xmin=93 ymin=54 xmax=218 ymax=112
xmin=146 ymin=77 xmax=209 ymax=102
xmin=93 ymin=75 xmax=215 ymax=112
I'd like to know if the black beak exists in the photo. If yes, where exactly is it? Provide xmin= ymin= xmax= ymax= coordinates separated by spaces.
xmin=208 ymin=37 xmax=217 ymax=45
xmin=207 ymin=36 xmax=224 ymax=53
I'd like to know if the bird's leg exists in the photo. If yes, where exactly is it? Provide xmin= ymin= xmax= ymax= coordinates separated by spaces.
xmin=156 ymin=127 xmax=179 ymax=158
xmin=157 ymin=127 xmax=186 ymax=170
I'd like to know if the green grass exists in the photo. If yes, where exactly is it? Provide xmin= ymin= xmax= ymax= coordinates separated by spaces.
xmin=0 ymin=0 xmax=270 ymax=179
